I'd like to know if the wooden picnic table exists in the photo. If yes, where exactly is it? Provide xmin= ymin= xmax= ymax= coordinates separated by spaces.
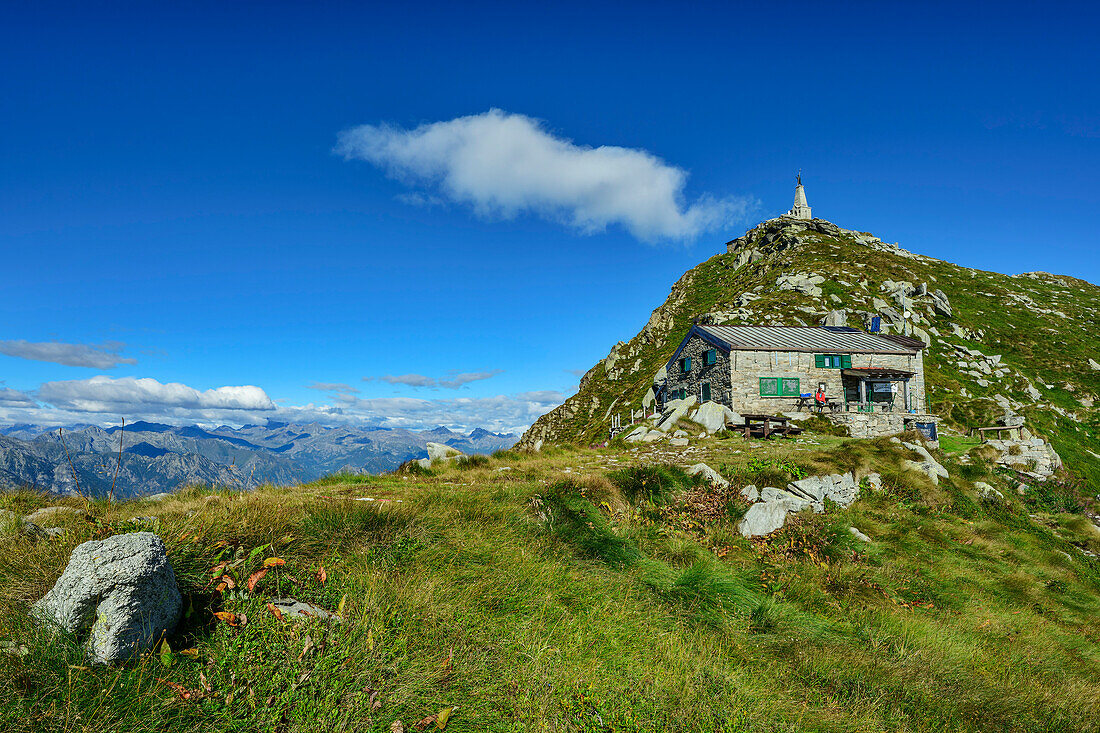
xmin=730 ymin=413 xmax=803 ymax=439
xmin=794 ymin=396 xmax=843 ymax=413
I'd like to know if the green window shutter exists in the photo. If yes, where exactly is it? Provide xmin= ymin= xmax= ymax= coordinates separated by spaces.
xmin=701 ymin=382 xmax=711 ymax=401
xmin=781 ymin=378 xmax=801 ymax=396
xmin=683 ymin=357 xmax=691 ymax=373
xmin=841 ymin=354 xmax=852 ymax=368
xmin=815 ymin=354 xmax=826 ymax=368
xmin=759 ymin=378 xmax=779 ymax=396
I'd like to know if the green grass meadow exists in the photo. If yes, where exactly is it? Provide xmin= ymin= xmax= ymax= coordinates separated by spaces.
xmin=2 ymin=434 xmax=1100 ymax=732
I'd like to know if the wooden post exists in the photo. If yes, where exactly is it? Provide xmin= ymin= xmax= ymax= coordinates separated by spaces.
xmin=859 ymin=379 xmax=867 ymax=409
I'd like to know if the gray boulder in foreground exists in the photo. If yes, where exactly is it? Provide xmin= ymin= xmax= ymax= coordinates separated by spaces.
xmin=33 ymin=532 xmax=181 ymax=664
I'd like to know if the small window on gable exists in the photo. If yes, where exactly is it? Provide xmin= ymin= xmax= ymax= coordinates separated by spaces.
xmin=814 ymin=354 xmax=852 ymax=369
xmin=703 ymin=349 xmax=717 ymax=366
xmin=679 ymin=357 xmax=691 ymax=373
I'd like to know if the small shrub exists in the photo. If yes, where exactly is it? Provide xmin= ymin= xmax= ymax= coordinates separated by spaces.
xmin=455 ymin=454 xmax=490 ymax=470
xmin=759 ymin=512 xmax=850 ymax=564
xmin=311 ymin=471 xmax=371 ymax=486
xmin=802 ymin=414 xmax=850 ymax=437
xmin=748 ymin=597 xmax=780 ymax=633
xmin=729 ymin=457 xmax=812 ymax=489
xmin=609 ymin=464 xmax=697 ymax=504
xmin=396 ymin=459 xmax=432 ymax=476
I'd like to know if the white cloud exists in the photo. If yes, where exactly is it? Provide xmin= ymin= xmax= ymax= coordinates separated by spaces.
xmin=514 ymin=390 xmax=567 ymax=404
xmin=36 ymin=376 xmax=275 ymax=415
xmin=438 ymin=370 xmax=504 ymax=389
xmin=1 ymin=375 xmax=561 ymax=436
xmin=336 ymin=109 xmax=754 ymax=242
xmin=0 ymin=340 xmax=137 ymax=369
xmin=307 ymin=382 xmax=360 ymax=394
xmin=330 ymin=392 xmax=562 ymax=435
xmin=0 ymin=387 xmax=36 ymax=407
xmin=378 ymin=373 xmax=438 ymax=387
xmin=370 ymin=369 xmax=504 ymax=389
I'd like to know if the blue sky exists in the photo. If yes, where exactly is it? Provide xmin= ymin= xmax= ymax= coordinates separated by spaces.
xmin=1 ymin=1 xmax=1097 ymax=432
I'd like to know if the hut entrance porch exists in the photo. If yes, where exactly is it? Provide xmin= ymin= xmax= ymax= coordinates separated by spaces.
xmin=841 ymin=367 xmax=917 ymax=413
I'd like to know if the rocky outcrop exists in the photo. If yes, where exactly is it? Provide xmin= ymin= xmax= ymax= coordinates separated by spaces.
xmin=987 ymin=437 xmax=1062 ymax=478
xmin=901 ymin=441 xmax=950 ymax=484
xmin=33 ymin=532 xmax=181 ymax=664
xmin=738 ymin=471 xmax=874 ymax=537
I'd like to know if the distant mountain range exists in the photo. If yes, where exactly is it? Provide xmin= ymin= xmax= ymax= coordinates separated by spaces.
xmin=0 ymin=421 xmax=517 ymax=497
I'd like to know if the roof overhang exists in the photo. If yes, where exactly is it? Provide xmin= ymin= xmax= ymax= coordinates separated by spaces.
xmin=842 ymin=367 xmax=916 ymax=380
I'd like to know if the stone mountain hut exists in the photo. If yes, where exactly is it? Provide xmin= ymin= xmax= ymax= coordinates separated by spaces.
xmin=658 ymin=324 xmax=938 ymax=438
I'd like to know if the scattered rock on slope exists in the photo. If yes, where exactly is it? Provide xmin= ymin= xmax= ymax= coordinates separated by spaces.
xmin=687 ymin=463 xmax=729 ymax=488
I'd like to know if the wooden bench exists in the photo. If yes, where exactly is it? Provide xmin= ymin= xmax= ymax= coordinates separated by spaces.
xmin=968 ymin=425 xmax=1023 ymax=442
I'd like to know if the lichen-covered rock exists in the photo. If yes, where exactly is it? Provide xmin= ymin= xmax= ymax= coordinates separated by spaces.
xmin=974 ymin=481 xmax=1004 ymax=500
xmin=787 ymin=472 xmax=861 ymax=507
xmin=426 ymin=442 xmax=463 ymax=461
xmin=849 ymin=527 xmax=872 ymax=543
xmin=656 ymin=396 xmax=697 ymax=432
xmin=24 ymin=506 xmax=81 ymax=525
xmin=686 ymin=463 xmax=729 ymax=489
xmin=33 ymin=532 xmax=181 ymax=664
xmin=739 ymin=499 xmax=806 ymax=537
xmin=902 ymin=442 xmax=950 ymax=484
xmin=690 ymin=401 xmax=741 ymax=434
xmin=268 ymin=597 xmax=341 ymax=623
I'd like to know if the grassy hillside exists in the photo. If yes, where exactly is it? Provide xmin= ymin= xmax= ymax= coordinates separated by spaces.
xmin=4 ymin=433 xmax=1100 ymax=732
xmin=518 ymin=218 xmax=1100 ymax=487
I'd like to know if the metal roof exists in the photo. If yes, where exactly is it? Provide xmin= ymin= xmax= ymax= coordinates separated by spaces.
xmin=843 ymin=367 xmax=917 ymax=378
xmin=694 ymin=325 xmax=924 ymax=355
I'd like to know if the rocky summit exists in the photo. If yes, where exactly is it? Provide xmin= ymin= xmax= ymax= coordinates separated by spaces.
xmin=519 ymin=217 xmax=1100 ymax=487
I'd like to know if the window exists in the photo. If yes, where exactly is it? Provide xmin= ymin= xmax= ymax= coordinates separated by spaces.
xmin=760 ymin=377 xmax=800 ymax=396
xmin=679 ymin=357 xmax=691 ymax=373
xmin=702 ymin=349 xmax=717 ymax=366
xmin=781 ymin=378 xmax=801 ymax=396
xmin=815 ymin=354 xmax=852 ymax=369
xmin=671 ymin=388 xmax=687 ymax=400
xmin=700 ymin=382 xmax=711 ymax=402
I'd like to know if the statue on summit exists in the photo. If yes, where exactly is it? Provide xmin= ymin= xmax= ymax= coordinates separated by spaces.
xmin=785 ymin=172 xmax=812 ymax=220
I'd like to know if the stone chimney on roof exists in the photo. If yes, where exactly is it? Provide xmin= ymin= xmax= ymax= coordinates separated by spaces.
xmin=785 ymin=171 xmax=812 ymax=220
